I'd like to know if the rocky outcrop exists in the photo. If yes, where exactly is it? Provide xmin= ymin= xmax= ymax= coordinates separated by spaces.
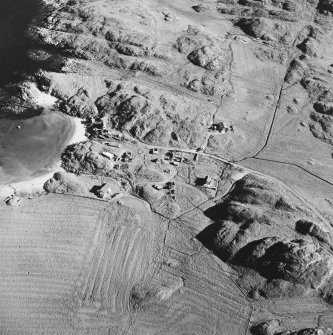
xmin=297 ymin=37 xmax=318 ymax=57
xmin=251 ymin=321 xmax=333 ymax=335
xmin=94 ymin=81 xmax=215 ymax=148
xmin=43 ymin=171 xmax=85 ymax=194
xmin=317 ymin=0 xmax=333 ymax=13
xmin=309 ymin=112 xmax=333 ymax=145
xmin=285 ymin=59 xmax=308 ymax=85
xmin=187 ymin=45 xmax=226 ymax=70
xmin=60 ymin=88 xmax=98 ymax=118
xmin=251 ymin=320 xmax=281 ymax=335
xmin=296 ymin=219 xmax=332 ymax=244
xmin=61 ymin=141 xmax=114 ymax=175
xmin=192 ymin=4 xmax=209 ymax=12
xmin=300 ymin=76 xmax=333 ymax=145
xmin=313 ymin=102 xmax=333 ymax=116
xmin=198 ymin=174 xmax=333 ymax=301
xmin=236 ymin=18 xmax=268 ymax=38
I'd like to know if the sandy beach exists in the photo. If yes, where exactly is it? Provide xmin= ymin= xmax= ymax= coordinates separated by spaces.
xmin=0 ymin=114 xmax=86 ymax=198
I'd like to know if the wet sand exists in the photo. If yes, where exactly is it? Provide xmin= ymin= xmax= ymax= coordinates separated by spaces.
xmin=0 ymin=0 xmax=86 ymax=197
xmin=0 ymin=115 xmax=86 ymax=197
xmin=0 ymin=112 xmax=69 ymax=183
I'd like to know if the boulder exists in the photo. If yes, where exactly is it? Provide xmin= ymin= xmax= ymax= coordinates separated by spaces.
xmin=313 ymin=102 xmax=333 ymax=116
xmin=297 ymin=37 xmax=318 ymax=57
xmin=236 ymin=18 xmax=268 ymax=38
xmin=5 ymin=196 xmax=22 ymax=207
xmin=257 ymin=239 xmax=332 ymax=287
xmin=192 ymin=4 xmax=209 ymax=12
xmin=295 ymin=220 xmax=331 ymax=244
xmin=251 ymin=320 xmax=281 ymax=335
xmin=187 ymin=45 xmax=223 ymax=70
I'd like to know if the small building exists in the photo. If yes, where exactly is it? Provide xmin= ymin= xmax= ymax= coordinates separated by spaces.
xmin=101 ymin=128 xmax=110 ymax=136
xmin=122 ymin=152 xmax=133 ymax=162
xmin=5 ymin=195 xmax=22 ymax=207
xmin=97 ymin=183 xmax=113 ymax=199
xmin=165 ymin=151 xmax=174 ymax=160
xmin=210 ymin=121 xmax=234 ymax=133
xmin=94 ymin=118 xmax=106 ymax=130
xmin=101 ymin=152 xmax=114 ymax=160
xmin=113 ymin=134 xmax=124 ymax=141
xmin=106 ymin=142 xmax=121 ymax=148
xmin=150 ymin=148 xmax=159 ymax=154
xmin=203 ymin=176 xmax=217 ymax=190
xmin=165 ymin=181 xmax=175 ymax=190
xmin=120 ymin=163 xmax=129 ymax=170
xmin=204 ymin=176 xmax=212 ymax=185
xmin=86 ymin=116 xmax=95 ymax=124
xmin=170 ymin=161 xmax=179 ymax=166
xmin=153 ymin=184 xmax=163 ymax=190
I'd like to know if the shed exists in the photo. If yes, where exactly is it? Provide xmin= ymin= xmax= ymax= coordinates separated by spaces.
xmin=97 ymin=183 xmax=113 ymax=199
xmin=101 ymin=152 xmax=114 ymax=160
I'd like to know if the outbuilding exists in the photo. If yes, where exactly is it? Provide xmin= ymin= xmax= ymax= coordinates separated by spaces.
xmin=97 ymin=183 xmax=113 ymax=199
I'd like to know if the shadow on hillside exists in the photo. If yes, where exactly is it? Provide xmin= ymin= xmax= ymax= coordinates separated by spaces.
xmin=0 ymin=0 xmax=39 ymax=87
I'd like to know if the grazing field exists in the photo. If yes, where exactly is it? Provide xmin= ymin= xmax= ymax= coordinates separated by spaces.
xmin=3 ymin=0 xmax=333 ymax=332
xmin=0 ymin=194 xmax=251 ymax=334
xmin=0 ymin=195 xmax=107 ymax=334
xmin=131 ymin=222 xmax=252 ymax=335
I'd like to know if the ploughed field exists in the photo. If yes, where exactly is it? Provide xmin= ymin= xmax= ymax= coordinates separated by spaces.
xmin=2 ymin=0 xmax=333 ymax=333
xmin=0 ymin=194 xmax=250 ymax=334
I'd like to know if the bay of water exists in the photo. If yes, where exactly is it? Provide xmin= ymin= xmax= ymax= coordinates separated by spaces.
xmin=0 ymin=112 xmax=74 ymax=183
xmin=0 ymin=0 xmax=74 ymax=184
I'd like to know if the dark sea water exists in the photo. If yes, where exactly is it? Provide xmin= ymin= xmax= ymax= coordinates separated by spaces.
xmin=0 ymin=0 xmax=74 ymax=184
xmin=0 ymin=0 xmax=38 ymax=86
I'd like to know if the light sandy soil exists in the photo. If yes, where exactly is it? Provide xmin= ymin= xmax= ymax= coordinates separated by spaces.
xmin=0 ymin=116 xmax=86 ymax=198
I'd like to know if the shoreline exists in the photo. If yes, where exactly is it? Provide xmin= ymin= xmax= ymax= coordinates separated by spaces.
xmin=0 ymin=114 xmax=87 ymax=199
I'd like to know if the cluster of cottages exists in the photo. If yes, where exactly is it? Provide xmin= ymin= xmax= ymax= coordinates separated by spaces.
xmin=88 ymin=117 xmax=234 ymax=148
xmin=92 ymin=121 xmax=223 ymax=200
xmin=150 ymin=149 xmax=191 ymax=166
xmin=153 ymin=181 xmax=176 ymax=200
xmin=101 ymin=151 xmax=133 ymax=164
xmin=209 ymin=121 xmax=233 ymax=133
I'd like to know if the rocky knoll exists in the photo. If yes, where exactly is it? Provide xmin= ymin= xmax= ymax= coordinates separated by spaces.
xmin=30 ymin=0 xmax=231 ymax=97
xmin=61 ymin=140 xmax=114 ymax=175
xmin=22 ymin=0 xmax=235 ymax=151
xmin=251 ymin=319 xmax=333 ymax=335
xmin=94 ymin=81 xmax=215 ymax=148
xmin=198 ymin=174 xmax=333 ymax=302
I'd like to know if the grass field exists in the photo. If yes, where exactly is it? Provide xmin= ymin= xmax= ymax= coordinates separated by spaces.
xmin=0 ymin=193 xmax=252 ymax=334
